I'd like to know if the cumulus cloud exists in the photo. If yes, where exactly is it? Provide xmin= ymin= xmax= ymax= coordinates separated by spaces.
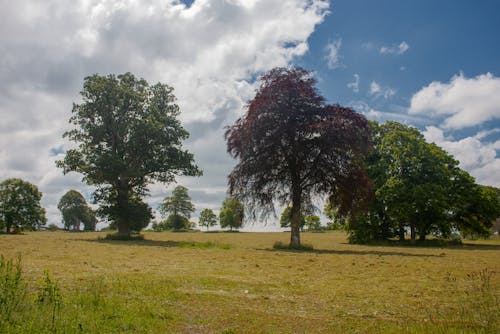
xmin=324 ymin=38 xmax=342 ymax=69
xmin=369 ymin=81 xmax=396 ymax=99
xmin=423 ymin=126 xmax=500 ymax=187
xmin=347 ymin=74 xmax=360 ymax=93
xmin=379 ymin=41 xmax=409 ymax=55
xmin=0 ymin=0 xmax=329 ymax=226
xmin=409 ymin=73 xmax=500 ymax=129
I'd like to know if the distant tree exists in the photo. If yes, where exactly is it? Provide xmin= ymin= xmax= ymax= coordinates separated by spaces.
xmin=57 ymin=73 xmax=201 ymax=237
xmin=226 ymin=67 xmax=372 ymax=247
xmin=219 ymin=198 xmax=244 ymax=231
xmin=305 ymin=215 xmax=321 ymax=231
xmin=0 ymin=178 xmax=47 ymax=233
xmin=58 ymin=190 xmax=97 ymax=231
xmin=198 ymin=208 xmax=218 ymax=231
xmin=279 ymin=206 xmax=305 ymax=230
xmin=159 ymin=185 xmax=195 ymax=230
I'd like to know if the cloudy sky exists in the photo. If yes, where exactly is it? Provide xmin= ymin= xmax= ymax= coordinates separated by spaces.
xmin=1 ymin=0 xmax=499 ymax=230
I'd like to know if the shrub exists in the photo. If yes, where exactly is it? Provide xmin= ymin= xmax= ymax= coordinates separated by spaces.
xmin=0 ymin=256 xmax=25 ymax=325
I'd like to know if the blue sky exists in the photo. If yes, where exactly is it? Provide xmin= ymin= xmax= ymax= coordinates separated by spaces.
xmin=0 ymin=0 xmax=498 ymax=228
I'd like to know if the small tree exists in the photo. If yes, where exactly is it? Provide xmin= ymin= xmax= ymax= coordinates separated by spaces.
xmin=0 ymin=178 xmax=47 ymax=233
xmin=198 ymin=208 xmax=218 ymax=231
xmin=58 ymin=190 xmax=97 ymax=231
xmin=219 ymin=198 xmax=244 ymax=231
xmin=159 ymin=186 xmax=195 ymax=230
xmin=305 ymin=215 xmax=321 ymax=231
xmin=226 ymin=67 xmax=372 ymax=247
xmin=57 ymin=73 xmax=201 ymax=237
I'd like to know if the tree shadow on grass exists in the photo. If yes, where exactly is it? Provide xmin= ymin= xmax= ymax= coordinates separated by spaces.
xmin=341 ymin=240 xmax=500 ymax=251
xmin=263 ymin=247 xmax=444 ymax=258
xmin=79 ymin=238 xmax=233 ymax=249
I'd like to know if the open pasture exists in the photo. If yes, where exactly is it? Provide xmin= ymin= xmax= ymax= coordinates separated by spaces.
xmin=0 ymin=231 xmax=498 ymax=333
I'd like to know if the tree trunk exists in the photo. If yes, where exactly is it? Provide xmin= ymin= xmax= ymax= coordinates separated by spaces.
xmin=398 ymin=223 xmax=405 ymax=241
xmin=419 ymin=233 xmax=426 ymax=242
xmin=410 ymin=224 xmax=416 ymax=244
xmin=289 ymin=186 xmax=302 ymax=248
xmin=117 ymin=183 xmax=131 ymax=237
xmin=5 ymin=216 xmax=12 ymax=234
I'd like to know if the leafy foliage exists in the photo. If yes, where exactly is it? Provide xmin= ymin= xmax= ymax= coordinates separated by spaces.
xmin=225 ymin=67 xmax=372 ymax=246
xmin=159 ymin=186 xmax=195 ymax=230
xmin=219 ymin=198 xmax=244 ymax=231
xmin=57 ymin=73 xmax=201 ymax=236
xmin=0 ymin=178 xmax=46 ymax=233
xmin=198 ymin=208 xmax=218 ymax=231
xmin=346 ymin=121 xmax=499 ymax=243
xmin=58 ymin=190 xmax=97 ymax=231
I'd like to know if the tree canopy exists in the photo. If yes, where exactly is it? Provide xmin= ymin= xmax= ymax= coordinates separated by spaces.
xmin=56 ymin=73 xmax=201 ymax=236
xmin=0 ymin=178 xmax=46 ymax=233
xmin=219 ymin=198 xmax=244 ymax=231
xmin=58 ymin=190 xmax=97 ymax=231
xmin=345 ymin=121 xmax=499 ymax=243
xmin=225 ymin=67 xmax=372 ymax=247
xmin=159 ymin=185 xmax=195 ymax=230
xmin=198 ymin=208 xmax=218 ymax=231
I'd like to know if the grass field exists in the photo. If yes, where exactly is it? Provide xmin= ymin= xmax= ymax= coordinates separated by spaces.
xmin=0 ymin=231 xmax=499 ymax=333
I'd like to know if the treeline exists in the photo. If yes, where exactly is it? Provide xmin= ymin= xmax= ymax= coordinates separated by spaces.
xmin=328 ymin=121 xmax=500 ymax=243
xmin=1 ymin=69 xmax=499 ymax=245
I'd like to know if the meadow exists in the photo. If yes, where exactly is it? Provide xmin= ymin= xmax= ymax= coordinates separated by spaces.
xmin=0 ymin=231 xmax=498 ymax=333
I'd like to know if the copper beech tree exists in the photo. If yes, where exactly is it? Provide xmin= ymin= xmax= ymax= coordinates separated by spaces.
xmin=226 ymin=67 xmax=372 ymax=248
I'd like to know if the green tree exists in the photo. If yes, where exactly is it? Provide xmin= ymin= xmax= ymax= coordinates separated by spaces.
xmin=159 ymin=185 xmax=195 ymax=230
xmin=58 ymin=190 xmax=97 ymax=231
xmin=198 ymin=208 xmax=217 ymax=231
xmin=349 ymin=121 xmax=489 ymax=244
xmin=279 ymin=206 xmax=305 ymax=230
xmin=452 ymin=184 xmax=500 ymax=239
xmin=57 ymin=73 xmax=201 ymax=237
xmin=0 ymin=178 xmax=47 ymax=233
xmin=226 ymin=67 xmax=372 ymax=247
xmin=305 ymin=215 xmax=321 ymax=231
xmin=219 ymin=198 xmax=244 ymax=231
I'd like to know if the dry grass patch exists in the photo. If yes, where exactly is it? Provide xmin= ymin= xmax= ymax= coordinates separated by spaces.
xmin=0 ymin=231 xmax=498 ymax=333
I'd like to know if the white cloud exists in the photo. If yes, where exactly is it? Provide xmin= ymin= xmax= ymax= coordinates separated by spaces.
xmin=409 ymin=72 xmax=500 ymax=129
xmin=369 ymin=81 xmax=396 ymax=99
xmin=423 ymin=126 xmax=500 ymax=187
xmin=379 ymin=41 xmax=409 ymax=55
xmin=347 ymin=74 xmax=359 ymax=93
xmin=0 ymin=0 xmax=329 ymax=227
xmin=324 ymin=38 xmax=342 ymax=69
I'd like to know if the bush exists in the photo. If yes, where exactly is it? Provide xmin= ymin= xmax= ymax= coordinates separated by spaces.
xmin=0 ymin=256 xmax=25 ymax=325
xmin=47 ymin=224 xmax=59 ymax=231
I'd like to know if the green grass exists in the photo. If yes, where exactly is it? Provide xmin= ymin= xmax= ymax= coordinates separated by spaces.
xmin=0 ymin=231 xmax=498 ymax=333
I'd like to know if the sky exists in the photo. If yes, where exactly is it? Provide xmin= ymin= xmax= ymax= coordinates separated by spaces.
xmin=1 ymin=0 xmax=499 ymax=230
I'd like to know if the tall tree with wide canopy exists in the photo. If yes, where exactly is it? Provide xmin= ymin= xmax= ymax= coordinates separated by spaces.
xmin=225 ymin=67 xmax=372 ymax=247
xmin=0 ymin=178 xmax=47 ymax=233
xmin=57 ymin=73 xmax=201 ymax=237
xmin=58 ymin=190 xmax=97 ymax=231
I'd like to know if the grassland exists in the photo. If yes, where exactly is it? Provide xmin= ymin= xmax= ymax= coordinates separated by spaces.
xmin=0 ymin=231 xmax=499 ymax=333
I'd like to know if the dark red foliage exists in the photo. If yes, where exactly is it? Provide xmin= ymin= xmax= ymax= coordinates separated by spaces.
xmin=225 ymin=67 xmax=372 ymax=246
